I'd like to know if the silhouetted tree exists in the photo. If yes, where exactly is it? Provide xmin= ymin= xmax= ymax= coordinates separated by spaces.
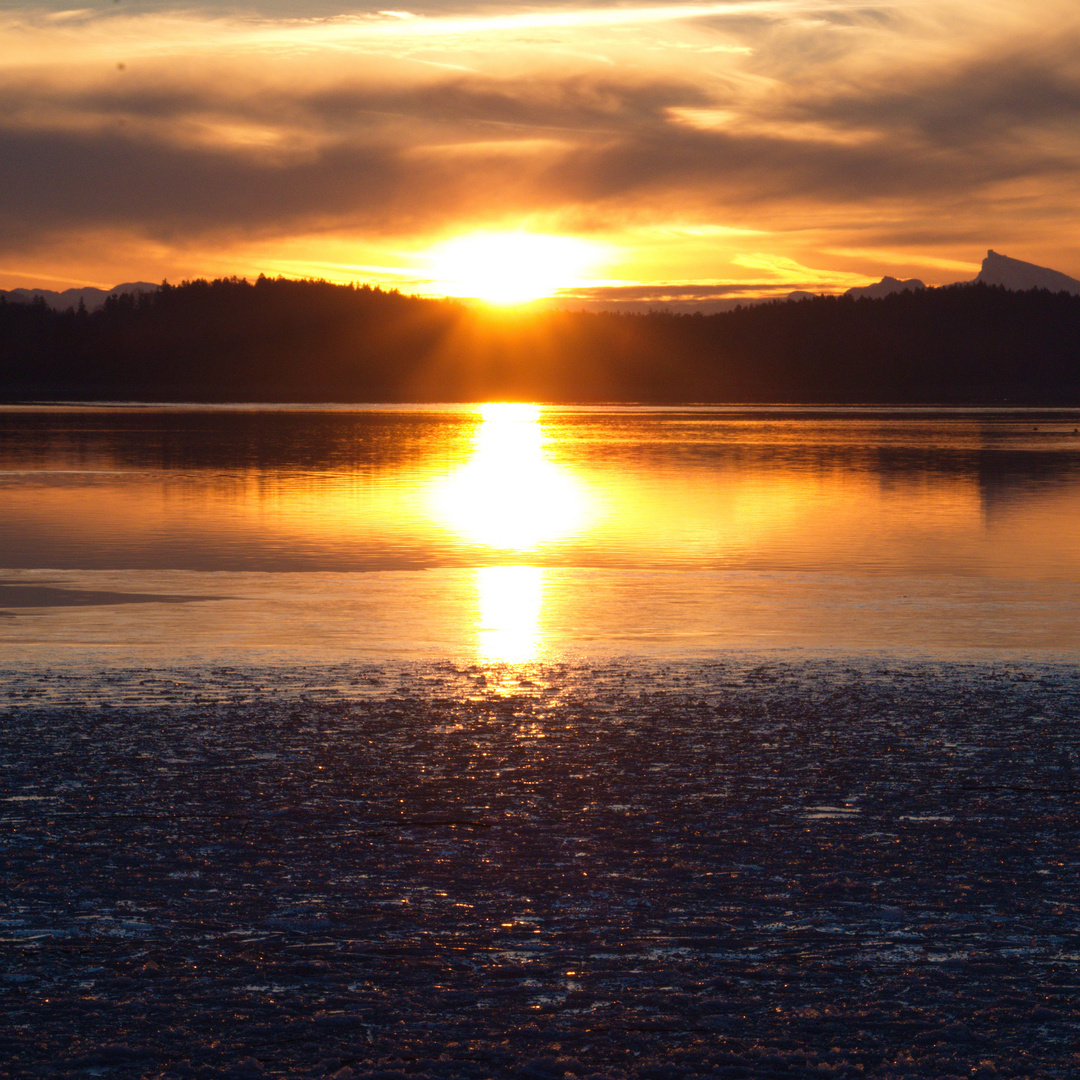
xmin=1 ymin=278 xmax=1078 ymax=403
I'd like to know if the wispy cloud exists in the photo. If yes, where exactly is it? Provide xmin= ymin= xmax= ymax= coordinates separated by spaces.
xmin=1 ymin=0 xmax=1079 ymax=294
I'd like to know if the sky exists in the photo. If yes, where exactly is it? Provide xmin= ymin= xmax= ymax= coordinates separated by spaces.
xmin=2 ymin=0 xmax=1079 ymax=307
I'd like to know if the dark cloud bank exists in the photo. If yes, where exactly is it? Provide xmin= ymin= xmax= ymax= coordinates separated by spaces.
xmin=3 ymin=31 xmax=1080 ymax=262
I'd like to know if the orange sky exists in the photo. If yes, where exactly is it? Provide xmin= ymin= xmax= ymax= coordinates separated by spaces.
xmin=2 ymin=0 xmax=1079 ymax=308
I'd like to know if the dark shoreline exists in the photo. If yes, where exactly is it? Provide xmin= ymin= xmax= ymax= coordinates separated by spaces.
xmin=4 ymin=278 xmax=1080 ymax=405
xmin=2 ymin=659 xmax=1078 ymax=1079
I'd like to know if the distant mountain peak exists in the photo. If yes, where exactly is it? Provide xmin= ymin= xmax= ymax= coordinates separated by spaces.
xmin=975 ymin=251 xmax=1080 ymax=294
xmin=844 ymin=276 xmax=925 ymax=300
xmin=0 ymin=281 xmax=157 ymax=311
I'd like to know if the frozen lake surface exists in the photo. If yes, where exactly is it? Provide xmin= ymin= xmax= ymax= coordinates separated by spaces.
xmin=3 ymin=659 xmax=1079 ymax=1079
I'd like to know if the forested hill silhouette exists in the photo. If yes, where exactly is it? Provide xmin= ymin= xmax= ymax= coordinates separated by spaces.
xmin=2 ymin=274 xmax=1079 ymax=403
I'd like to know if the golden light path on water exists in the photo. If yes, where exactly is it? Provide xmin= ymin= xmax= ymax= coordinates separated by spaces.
xmin=431 ymin=403 xmax=589 ymax=664
xmin=475 ymin=565 xmax=545 ymax=665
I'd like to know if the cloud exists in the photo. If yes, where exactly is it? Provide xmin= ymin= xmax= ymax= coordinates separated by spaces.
xmin=2 ymin=0 xmax=1080 ymax=291
xmin=0 ymin=71 xmax=719 ymax=244
xmin=3 ymin=55 xmax=1068 ymax=240
xmin=787 ymin=37 xmax=1080 ymax=147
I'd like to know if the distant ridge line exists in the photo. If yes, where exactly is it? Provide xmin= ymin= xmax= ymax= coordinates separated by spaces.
xmin=798 ymin=250 xmax=1080 ymax=304
xmin=3 ymin=249 xmax=1079 ymax=315
xmin=0 ymin=281 xmax=158 ymax=312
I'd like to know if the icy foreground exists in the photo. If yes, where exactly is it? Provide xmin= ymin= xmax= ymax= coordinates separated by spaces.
xmin=2 ymin=659 xmax=1078 ymax=1080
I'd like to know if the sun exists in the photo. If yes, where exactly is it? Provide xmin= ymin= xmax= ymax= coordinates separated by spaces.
xmin=423 ymin=231 xmax=601 ymax=304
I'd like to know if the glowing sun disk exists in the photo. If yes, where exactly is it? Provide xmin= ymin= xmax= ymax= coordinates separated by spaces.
xmin=425 ymin=232 xmax=600 ymax=304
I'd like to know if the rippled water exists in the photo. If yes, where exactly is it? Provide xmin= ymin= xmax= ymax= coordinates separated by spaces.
xmin=2 ymin=404 xmax=1079 ymax=665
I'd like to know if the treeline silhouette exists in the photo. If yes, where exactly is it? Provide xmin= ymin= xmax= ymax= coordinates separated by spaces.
xmin=2 ymin=274 xmax=1079 ymax=403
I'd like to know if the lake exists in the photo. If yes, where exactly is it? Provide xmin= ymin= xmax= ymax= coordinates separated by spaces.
xmin=5 ymin=404 xmax=1080 ymax=1080
xmin=2 ymin=403 xmax=1079 ymax=671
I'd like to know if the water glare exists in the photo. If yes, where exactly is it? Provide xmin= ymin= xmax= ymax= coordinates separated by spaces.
xmin=431 ymin=403 xmax=588 ymax=551
xmin=475 ymin=565 xmax=545 ymax=663
xmin=4 ymin=406 xmax=1080 ymax=661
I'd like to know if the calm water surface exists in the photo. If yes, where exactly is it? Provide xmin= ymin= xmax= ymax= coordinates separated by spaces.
xmin=2 ymin=404 xmax=1079 ymax=665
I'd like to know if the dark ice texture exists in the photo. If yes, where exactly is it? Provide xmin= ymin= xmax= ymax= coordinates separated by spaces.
xmin=1 ymin=660 xmax=1078 ymax=1079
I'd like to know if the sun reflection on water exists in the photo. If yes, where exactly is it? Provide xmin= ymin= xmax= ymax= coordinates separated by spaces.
xmin=475 ymin=565 xmax=544 ymax=664
xmin=432 ymin=403 xmax=588 ymax=551
xmin=431 ymin=403 xmax=590 ymax=664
